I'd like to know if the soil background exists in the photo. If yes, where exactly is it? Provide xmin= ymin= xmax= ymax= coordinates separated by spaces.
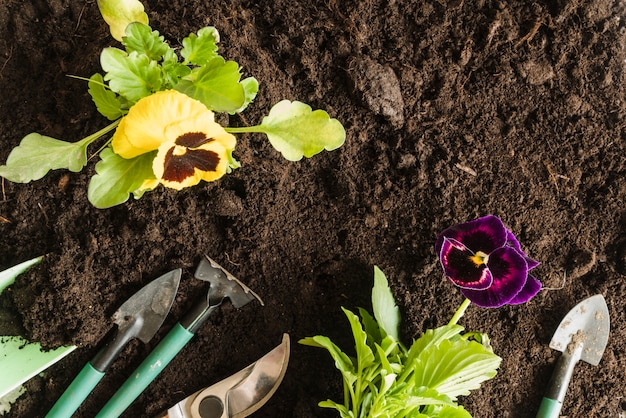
xmin=1 ymin=0 xmax=625 ymax=417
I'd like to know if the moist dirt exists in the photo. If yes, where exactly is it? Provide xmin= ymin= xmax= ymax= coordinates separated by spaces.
xmin=1 ymin=0 xmax=625 ymax=417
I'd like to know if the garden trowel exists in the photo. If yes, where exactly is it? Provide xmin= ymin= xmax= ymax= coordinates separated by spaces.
xmin=158 ymin=333 xmax=290 ymax=418
xmin=46 ymin=268 xmax=182 ymax=418
xmin=536 ymin=294 xmax=610 ymax=418
xmin=96 ymin=256 xmax=263 ymax=418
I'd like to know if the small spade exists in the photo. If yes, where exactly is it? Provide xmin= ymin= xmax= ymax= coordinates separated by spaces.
xmin=536 ymin=294 xmax=610 ymax=418
xmin=46 ymin=269 xmax=182 ymax=418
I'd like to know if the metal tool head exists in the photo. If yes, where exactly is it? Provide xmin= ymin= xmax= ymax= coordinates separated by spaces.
xmin=194 ymin=256 xmax=264 ymax=308
xmin=113 ymin=269 xmax=182 ymax=343
xmin=549 ymin=294 xmax=610 ymax=366
xmin=164 ymin=334 xmax=290 ymax=418
xmin=227 ymin=333 xmax=290 ymax=417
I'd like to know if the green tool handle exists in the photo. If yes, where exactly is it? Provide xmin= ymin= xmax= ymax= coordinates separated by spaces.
xmin=95 ymin=323 xmax=194 ymax=418
xmin=46 ymin=363 xmax=105 ymax=418
xmin=536 ymin=345 xmax=581 ymax=418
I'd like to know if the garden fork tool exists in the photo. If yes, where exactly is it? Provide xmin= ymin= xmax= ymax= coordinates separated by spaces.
xmin=158 ymin=333 xmax=290 ymax=418
xmin=96 ymin=255 xmax=263 ymax=418
xmin=536 ymin=294 xmax=610 ymax=418
xmin=46 ymin=269 xmax=182 ymax=418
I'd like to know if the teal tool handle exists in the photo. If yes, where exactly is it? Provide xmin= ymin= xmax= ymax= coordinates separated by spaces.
xmin=95 ymin=323 xmax=194 ymax=418
xmin=536 ymin=346 xmax=581 ymax=418
xmin=536 ymin=397 xmax=562 ymax=418
xmin=46 ymin=363 xmax=105 ymax=418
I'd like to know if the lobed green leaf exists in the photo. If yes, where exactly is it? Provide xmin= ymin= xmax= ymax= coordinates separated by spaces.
xmin=174 ymin=57 xmax=245 ymax=112
xmin=88 ymin=73 xmax=125 ymax=120
xmin=101 ymin=48 xmax=162 ymax=103
xmin=87 ymin=148 xmax=156 ymax=209
xmin=230 ymin=76 xmax=259 ymax=114
xmin=122 ymin=22 xmax=170 ymax=61
xmin=0 ymin=134 xmax=90 ymax=183
xmin=161 ymin=48 xmax=192 ymax=88
xmin=180 ymin=26 xmax=220 ymax=66
xmin=258 ymin=100 xmax=346 ymax=161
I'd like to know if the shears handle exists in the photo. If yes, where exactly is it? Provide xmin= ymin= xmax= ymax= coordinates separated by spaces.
xmin=46 ymin=363 xmax=104 ymax=418
xmin=96 ymin=323 xmax=194 ymax=418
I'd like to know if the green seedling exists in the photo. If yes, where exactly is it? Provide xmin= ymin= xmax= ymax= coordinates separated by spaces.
xmin=300 ymin=267 xmax=501 ymax=418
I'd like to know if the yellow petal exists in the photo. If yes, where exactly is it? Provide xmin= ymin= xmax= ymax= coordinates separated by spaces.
xmin=111 ymin=90 xmax=214 ymax=159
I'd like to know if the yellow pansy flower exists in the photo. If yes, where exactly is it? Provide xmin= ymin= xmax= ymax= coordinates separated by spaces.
xmin=111 ymin=90 xmax=236 ymax=190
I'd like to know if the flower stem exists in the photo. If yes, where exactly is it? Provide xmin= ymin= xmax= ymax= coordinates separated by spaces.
xmin=79 ymin=119 xmax=121 ymax=147
xmin=224 ymin=125 xmax=265 ymax=134
xmin=448 ymin=298 xmax=471 ymax=326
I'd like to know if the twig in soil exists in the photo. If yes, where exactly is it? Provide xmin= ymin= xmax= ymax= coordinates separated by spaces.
xmin=454 ymin=163 xmax=477 ymax=176
xmin=515 ymin=21 xmax=543 ymax=48
xmin=544 ymin=161 xmax=569 ymax=192
xmin=224 ymin=252 xmax=240 ymax=266
xmin=37 ymin=202 xmax=50 ymax=226
xmin=0 ymin=215 xmax=11 ymax=224
xmin=543 ymin=270 xmax=568 ymax=291
xmin=74 ymin=2 xmax=90 ymax=33
xmin=1 ymin=177 xmax=6 ymax=201
xmin=0 ymin=44 xmax=14 ymax=79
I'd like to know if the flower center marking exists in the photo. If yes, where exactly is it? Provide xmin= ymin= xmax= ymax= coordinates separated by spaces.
xmin=470 ymin=251 xmax=489 ymax=267
xmin=172 ymin=145 xmax=187 ymax=156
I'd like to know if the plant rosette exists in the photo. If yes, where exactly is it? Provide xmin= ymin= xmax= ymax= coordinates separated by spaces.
xmin=300 ymin=216 xmax=542 ymax=417
xmin=0 ymin=0 xmax=345 ymax=209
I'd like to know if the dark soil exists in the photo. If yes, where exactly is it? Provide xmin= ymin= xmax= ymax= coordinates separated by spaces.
xmin=1 ymin=0 xmax=625 ymax=417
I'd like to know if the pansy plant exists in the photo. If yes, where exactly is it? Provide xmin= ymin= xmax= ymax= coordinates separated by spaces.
xmin=301 ymin=217 xmax=542 ymax=417
xmin=0 ymin=0 xmax=345 ymax=208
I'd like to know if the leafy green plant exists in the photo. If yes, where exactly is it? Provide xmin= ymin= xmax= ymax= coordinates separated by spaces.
xmin=0 ymin=0 xmax=345 ymax=208
xmin=0 ymin=257 xmax=76 ymax=411
xmin=300 ymin=267 xmax=501 ymax=417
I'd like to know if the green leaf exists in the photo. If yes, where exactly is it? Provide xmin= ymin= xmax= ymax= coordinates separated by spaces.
xmin=343 ymin=307 xmax=376 ymax=373
xmin=97 ymin=0 xmax=148 ymax=42
xmin=122 ymin=22 xmax=170 ymax=61
xmin=180 ymin=26 xmax=220 ymax=66
xmin=0 ymin=336 xmax=76 ymax=399
xmin=372 ymin=266 xmax=400 ymax=341
xmin=174 ymin=57 xmax=245 ymax=112
xmin=358 ymin=307 xmax=382 ymax=347
xmin=87 ymin=148 xmax=156 ymax=209
xmin=413 ymin=338 xmax=501 ymax=401
xmin=230 ymin=76 xmax=259 ymax=114
xmin=318 ymin=400 xmax=353 ymax=418
xmin=101 ymin=48 xmax=162 ymax=103
xmin=0 ymin=134 xmax=90 ymax=182
xmin=298 ymin=336 xmax=355 ymax=379
xmin=88 ymin=73 xmax=125 ymax=120
xmin=162 ymin=48 xmax=191 ymax=88
xmin=0 ymin=257 xmax=42 ymax=295
xmin=258 ymin=100 xmax=346 ymax=161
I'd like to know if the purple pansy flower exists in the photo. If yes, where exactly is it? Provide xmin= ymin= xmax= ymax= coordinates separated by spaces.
xmin=435 ymin=215 xmax=541 ymax=308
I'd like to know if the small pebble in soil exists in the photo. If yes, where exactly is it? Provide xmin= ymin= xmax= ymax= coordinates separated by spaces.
xmin=349 ymin=55 xmax=405 ymax=129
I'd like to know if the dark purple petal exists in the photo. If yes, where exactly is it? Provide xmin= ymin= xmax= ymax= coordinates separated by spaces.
xmin=439 ymin=237 xmax=493 ymax=290
xmin=505 ymin=230 xmax=540 ymax=270
xmin=435 ymin=215 xmax=507 ymax=257
xmin=460 ymin=246 xmax=528 ymax=308
xmin=508 ymin=274 xmax=542 ymax=305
